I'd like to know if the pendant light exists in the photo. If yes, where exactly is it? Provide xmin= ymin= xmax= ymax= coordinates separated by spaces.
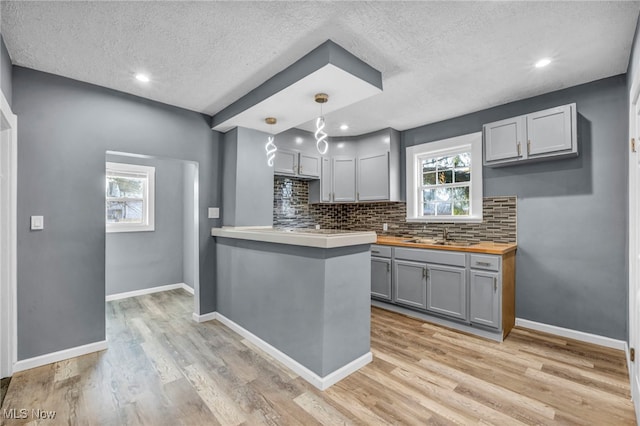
xmin=265 ymin=117 xmax=278 ymax=167
xmin=314 ymin=93 xmax=329 ymax=155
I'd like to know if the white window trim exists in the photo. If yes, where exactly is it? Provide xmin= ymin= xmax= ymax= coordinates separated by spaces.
xmin=406 ymin=132 xmax=483 ymax=223
xmin=106 ymin=162 xmax=155 ymax=233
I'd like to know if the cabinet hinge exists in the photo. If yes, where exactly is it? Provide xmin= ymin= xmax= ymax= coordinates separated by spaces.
xmin=632 ymin=138 xmax=637 ymax=153
xmin=631 ymin=348 xmax=635 ymax=362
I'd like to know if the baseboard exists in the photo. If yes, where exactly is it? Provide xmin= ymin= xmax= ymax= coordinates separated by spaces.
xmin=215 ymin=312 xmax=372 ymax=390
xmin=13 ymin=340 xmax=108 ymax=373
xmin=192 ymin=312 xmax=217 ymax=323
xmin=106 ymin=283 xmax=193 ymax=301
xmin=515 ymin=318 xmax=626 ymax=351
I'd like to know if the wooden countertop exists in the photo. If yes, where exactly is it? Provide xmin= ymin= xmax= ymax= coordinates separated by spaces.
xmin=376 ymin=235 xmax=517 ymax=255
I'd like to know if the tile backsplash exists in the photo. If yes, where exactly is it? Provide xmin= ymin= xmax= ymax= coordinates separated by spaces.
xmin=273 ymin=176 xmax=516 ymax=243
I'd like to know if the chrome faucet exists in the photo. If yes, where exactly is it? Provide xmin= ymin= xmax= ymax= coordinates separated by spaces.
xmin=443 ymin=228 xmax=449 ymax=241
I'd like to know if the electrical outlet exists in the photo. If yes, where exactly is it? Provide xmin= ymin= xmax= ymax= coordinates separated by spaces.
xmin=315 ymin=224 xmax=321 ymax=230
xmin=383 ymin=223 xmax=388 ymax=231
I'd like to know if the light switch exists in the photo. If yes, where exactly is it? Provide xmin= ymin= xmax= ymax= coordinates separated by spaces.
xmin=31 ymin=215 xmax=44 ymax=230
xmin=208 ymin=207 xmax=219 ymax=219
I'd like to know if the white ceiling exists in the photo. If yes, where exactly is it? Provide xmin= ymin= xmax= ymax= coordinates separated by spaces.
xmin=1 ymin=1 xmax=639 ymax=136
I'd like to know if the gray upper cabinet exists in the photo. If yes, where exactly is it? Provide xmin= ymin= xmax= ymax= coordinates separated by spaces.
xmin=274 ymin=149 xmax=298 ymax=176
xmin=309 ymin=128 xmax=402 ymax=203
xmin=393 ymin=259 xmax=427 ymax=309
xmin=526 ymin=104 xmax=574 ymax=158
xmin=426 ymin=264 xmax=467 ymax=320
xmin=483 ymin=103 xmax=577 ymax=167
xmin=332 ymin=157 xmax=357 ymax=202
xmin=469 ymin=270 xmax=501 ymax=329
xmin=298 ymin=153 xmax=321 ymax=178
xmin=358 ymin=152 xmax=390 ymax=201
xmin=320 ymin=157 xmax=332 ymax=202
xmin=483 ymin=117 xmax=524 ymax=163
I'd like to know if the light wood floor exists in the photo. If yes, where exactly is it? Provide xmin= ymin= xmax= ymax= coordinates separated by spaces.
xmin=1 ymin=289 xmax=636 ymax=425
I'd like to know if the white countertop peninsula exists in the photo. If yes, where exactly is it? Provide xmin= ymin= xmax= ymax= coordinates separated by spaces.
xmin=210 ymin=227 xmax=377 ymax=248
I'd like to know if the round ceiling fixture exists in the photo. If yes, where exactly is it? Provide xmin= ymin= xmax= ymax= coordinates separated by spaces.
xmin=265 ymin=117 xmax=277 ymax=125
xmin=535 ymin=58 xmax=552 ymax=68
xmin=315 ymin=93 xmax=329 ymax=104
xmin=135 ymin=73 xmax=150 ymax=83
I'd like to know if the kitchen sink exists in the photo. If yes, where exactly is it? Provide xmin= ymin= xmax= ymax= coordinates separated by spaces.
xmin=402 ymin=238 xmax=478 ymax=247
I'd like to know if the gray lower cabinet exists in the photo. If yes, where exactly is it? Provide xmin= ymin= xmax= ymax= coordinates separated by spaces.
xmin=469 ymin=270 xmax=500 ymax=329
xmin=426 ymin=264 xmax=467 ymax=320
xmin=371 ymin=257 xmax=392 ymax=301
xmin=393 ymin=259 xmax=427 ymax=309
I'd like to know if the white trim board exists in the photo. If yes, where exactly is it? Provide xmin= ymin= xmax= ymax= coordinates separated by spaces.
xmin=106 ymin=283 xmax=193 ymax=301
xmin=515 ymin=318 xmax=626 ymax=351
xmin=215 ymin=312 xmax=371 ymax=390
xmin=192 ymin=312 xmax=217 ymax=323
xmin=13 ymin=340 xmax=107 ymax=373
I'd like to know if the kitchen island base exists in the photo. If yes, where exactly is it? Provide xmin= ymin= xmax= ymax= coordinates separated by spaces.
xmin=213 ymin=229 xmax=376 ymax=390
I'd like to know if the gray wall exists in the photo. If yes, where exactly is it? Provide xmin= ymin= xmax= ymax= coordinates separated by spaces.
xmin=402 ymin=75 xmax=628 ymax=340
xmin=222 ymin=127 xmax=274 ymax=227
xmin=13 ymin=66 xmax=221 ymax=360
xmin=628 ymin=14 xmax=640 ymax=93
xmin=0 ymin=34 xmax=11 ymax=106
xmin=105 ymin=155 xmax=184 ymax=296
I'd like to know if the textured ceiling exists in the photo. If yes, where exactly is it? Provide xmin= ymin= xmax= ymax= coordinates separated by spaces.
xmin=1 ymin=1 xmax=639 ymax=136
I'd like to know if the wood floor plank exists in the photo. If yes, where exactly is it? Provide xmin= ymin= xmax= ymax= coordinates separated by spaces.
xmin=1 ymin=290 xmax=635 ymax=425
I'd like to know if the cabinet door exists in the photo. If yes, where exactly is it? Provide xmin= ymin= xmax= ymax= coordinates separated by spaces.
xmin=358 ymin=152 xmax=389 ymax=201
xmin=426 ymin=264 xmax=467 ymax=320
xmin=470 ymin=270 xmax=500 ymax=329
xmin=332 ymin=157 xmax=356 ymax=202
xmin=526 ymin=104 xmax=573 ymax=157
xmin=320 ymin=157 xmax=332 ymax=202
xmin=483 ymin=116 xmax=525 ymax=164
xmin=298 ymin=153 xmax=321 ymax=178
xmin=371 ymin=257 xmax=392 ymax=301
xmin=393 ymin=260 xmax=427 ymax=309
xmin=274 ymin=149 xmax=298 ymax=176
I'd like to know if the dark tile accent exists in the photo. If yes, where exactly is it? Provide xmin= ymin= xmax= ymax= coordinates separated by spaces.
xmin=274 ymin=176 xmax=517 ymax=243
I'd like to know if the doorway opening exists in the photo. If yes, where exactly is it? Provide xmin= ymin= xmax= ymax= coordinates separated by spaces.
xmin=629 ymin=68 xmax=640 ymax=419
xmin=0 ymin=92 xmax=17 ymax=380
xmin=104 ymin=151 xmax=199 ymax=319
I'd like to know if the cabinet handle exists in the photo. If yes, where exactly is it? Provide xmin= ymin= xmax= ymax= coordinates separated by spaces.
xmin=299 ymin=165 xmax=303 ymax=173
xmin=371 ymin=250 xmax=380 ymax=254
xmin=527 ymin=140 xmax=531 ymax=155
xmin=387 ymin=263 xmax=390 ymax=272
xmin=476 ymin=261 xmax=491 ymax=267
xmin=517 ymin=142 xmax=521 ymax=156
xmin=494 ymin=277 xmax=497 ymax=292
xmin=357 ymin=192 xmax=360 ymax=201
xmin=423 ymin=267 xmax=427 ymax=278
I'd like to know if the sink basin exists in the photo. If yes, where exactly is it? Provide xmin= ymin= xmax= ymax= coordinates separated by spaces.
xmin=402 ymin=238 xmax=478 ymax=247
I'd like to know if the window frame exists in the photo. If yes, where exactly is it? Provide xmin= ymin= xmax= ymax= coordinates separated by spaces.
xmin=405 ymin=132 xmax=483 ymax=223
xmin=105 ymin=162 xmax=155 ymax=233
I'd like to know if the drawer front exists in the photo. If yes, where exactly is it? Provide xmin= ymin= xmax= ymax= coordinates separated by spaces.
xmin=394 ymin=247 xmax=466 ymax=267
xmin=470 ymin=254 xmax=501 ymax=271
xmin=370 ymin=244 xmax=392 ymax=258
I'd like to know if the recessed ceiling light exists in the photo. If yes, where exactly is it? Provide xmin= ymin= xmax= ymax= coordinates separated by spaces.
xmin=295 ymin=137 xmax=304 ymax=145
xmin=135 ymin=73 xmax=150 ymax=83
xmin=340 ymin=124 xmax=349 ymax=131
xmin=535 ymin=58 xmax=551 ymax=68
xmin=337 ymin=143 xmax=345 ymax=148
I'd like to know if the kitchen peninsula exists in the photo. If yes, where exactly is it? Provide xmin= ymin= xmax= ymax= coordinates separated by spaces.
xmin=211 ymin=227 xmax=377 ymax=390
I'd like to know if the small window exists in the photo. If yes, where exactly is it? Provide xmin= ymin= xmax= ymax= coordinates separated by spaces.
xmin=406 ymin=132 xmax=483 ymax=223
xmin=106 ymin=162 xmax=155 ymax=232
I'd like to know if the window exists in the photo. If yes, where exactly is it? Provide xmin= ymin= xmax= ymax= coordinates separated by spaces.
xmin=406 ymin=132 xmax=483 ymax=223
xmin=105 ymin=162 xmax=155 ymax=232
